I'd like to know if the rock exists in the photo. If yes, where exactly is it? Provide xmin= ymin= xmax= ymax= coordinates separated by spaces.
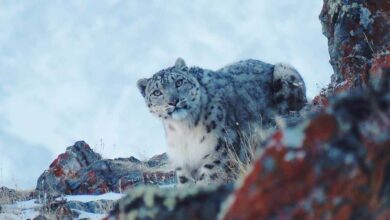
xmin=314 ymin=0 xmax=390 ymax=106
xmin=36 ymin=141 xmax=176 ymax=196
xmin=41 ymin=200 xmax=79 ymax=220
xmin=36 ymin=141 xmax=102 ymax=195
xmin=0 ymin=187 xmax=34 ymax=205
xmin=0 ymin=187 xmax=19 ymax=205
xmin=66 ymin=199 xmax=114 ymax=214
xmin=105 ymin=184 xmax=234 ymax=220
xmin=147 ymin=153 xmax=169 ymax=168
xmin=39 ymin=198 xmax=114 ymax=218
xmin=33 ymin=215 xmax=48 ymax=220
xmin=221 ymin=65 xmax=390 ymax=219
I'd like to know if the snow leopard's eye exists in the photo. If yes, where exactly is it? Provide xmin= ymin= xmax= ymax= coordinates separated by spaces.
xmin=152 ymin=90 xmax=162 ymax=96
xmin=175 ymin=79 xmax=183 ymax=88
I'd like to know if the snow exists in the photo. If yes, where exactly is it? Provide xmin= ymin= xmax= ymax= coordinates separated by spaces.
xmin=1 ymin=200 xmax=40 ymax=220
xmin=0 ymin=213 xmax=21 ymax=220
xmin=12 ymin=199 xmax=41 ymax=209
xmin=1 ymin=192 xmax=125 ymax=220
xmin=58 ymin=192 xmax=124 ymax=203
xmin=73 ymin=210 xmax=106 ymax=220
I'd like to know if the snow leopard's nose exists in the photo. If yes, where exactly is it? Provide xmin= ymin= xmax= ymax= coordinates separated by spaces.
xmin=168 ymin=98 xmax=179 ymax=106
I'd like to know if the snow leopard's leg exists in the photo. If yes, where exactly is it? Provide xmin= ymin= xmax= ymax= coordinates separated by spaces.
xmin=272 ymin=63 xmax=307 ymax=114
xmin=195 ymin=139 xmax=234 ymax=186
xmin=175 ymin=166 xmax=195 ymax=187
xmin=197 ymin=157 xmax=226 ymax=186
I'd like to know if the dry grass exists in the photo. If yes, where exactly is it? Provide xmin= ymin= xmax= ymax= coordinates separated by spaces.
xmin=0 ymin=187 xmax=34 ymax=205
xmin=222 ymin=124 xmax=276 ymax=182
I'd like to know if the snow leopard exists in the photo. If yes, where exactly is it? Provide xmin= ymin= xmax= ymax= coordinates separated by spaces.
xmin=137 ymin=58 xmax=307 ymax=186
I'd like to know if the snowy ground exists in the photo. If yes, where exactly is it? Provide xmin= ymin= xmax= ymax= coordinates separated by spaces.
xmin=58 ymin=192 xmax=124 ymax=203
xmin=0 ymin=192 xmax=124 ymax=220
xmin=0 ymin=199 xmax=40 ymax=220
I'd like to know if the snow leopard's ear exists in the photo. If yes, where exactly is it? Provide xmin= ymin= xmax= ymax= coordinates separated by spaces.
xmin=174 ymin=58 xmax=187 ymax=70
xmin=137 ymin=78 xmax=148 ymax=97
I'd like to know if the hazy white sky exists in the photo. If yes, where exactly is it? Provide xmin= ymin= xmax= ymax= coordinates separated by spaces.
xmin=0 ymin=0 xmax=332 ymax=189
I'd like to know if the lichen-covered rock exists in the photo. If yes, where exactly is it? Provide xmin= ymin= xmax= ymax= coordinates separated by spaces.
xmin=39 ymin=198 xmax=115 ymax=219
xmin=36 ymin=141 xmax=176 ymax=196
xmin=66 ymin=199 xmax=114 ymax=215
xmin=106 ymin=184 xmax=234 ymax=220
xmin=315 ymin=0 xmax=390 ymax=106
xmin=36 ymin=141 xmax=102 ymax=195
xmin=222 ymin=65 xmax=390 ymax=219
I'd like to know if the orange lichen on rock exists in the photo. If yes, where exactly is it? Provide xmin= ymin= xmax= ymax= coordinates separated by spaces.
xmin=223 ymin=109 xmax=389 ymax=220
xmin=302 ymin=113 xmax=338 ymax=148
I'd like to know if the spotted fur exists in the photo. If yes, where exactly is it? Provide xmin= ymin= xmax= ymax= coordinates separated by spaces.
xmin=137 ymin=58 xmax=307 ymax=186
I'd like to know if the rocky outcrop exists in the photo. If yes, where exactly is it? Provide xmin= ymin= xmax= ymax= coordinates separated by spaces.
xmin=222 ymin=71 xmax=390 ymax=219
xmin=36 ymin=141 xmax=176 ymax=196
xmin=314 ymin=0 xmax=390 ymax=106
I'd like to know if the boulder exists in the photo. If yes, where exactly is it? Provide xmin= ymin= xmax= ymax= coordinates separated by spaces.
xmin=222 ymin=80 xmax=390 ymax=219
xmin=36 ymin=141 xmax=176 ymax=196
xmin=314 ymin=0 xmax=390 ymax=106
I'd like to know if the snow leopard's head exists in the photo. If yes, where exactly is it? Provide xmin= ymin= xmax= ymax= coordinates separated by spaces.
xmin=137 ymin=58 xmax=202 ymax=121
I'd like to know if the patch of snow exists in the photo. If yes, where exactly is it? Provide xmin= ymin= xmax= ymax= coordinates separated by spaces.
xmin=1 ymin=199 xmax=40 ymax=220
xmin=59 ymin=192 xmax=124 ymax=203
xmin=73 ymin=210 xmax=106 ymax=220
xmin=13 ymin=199 xmax=41 ymax=209
xmin=18 ymin=208 xmax=39 ymax=220
xmin=2 ymin=193 xmax=124 ymax=220
xmin=0 ymin=213 xmax=21 ymax=220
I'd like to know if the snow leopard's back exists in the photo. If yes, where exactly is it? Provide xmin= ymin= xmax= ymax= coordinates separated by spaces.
xmin=190 ymin=59 xmax=306 ymax=132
